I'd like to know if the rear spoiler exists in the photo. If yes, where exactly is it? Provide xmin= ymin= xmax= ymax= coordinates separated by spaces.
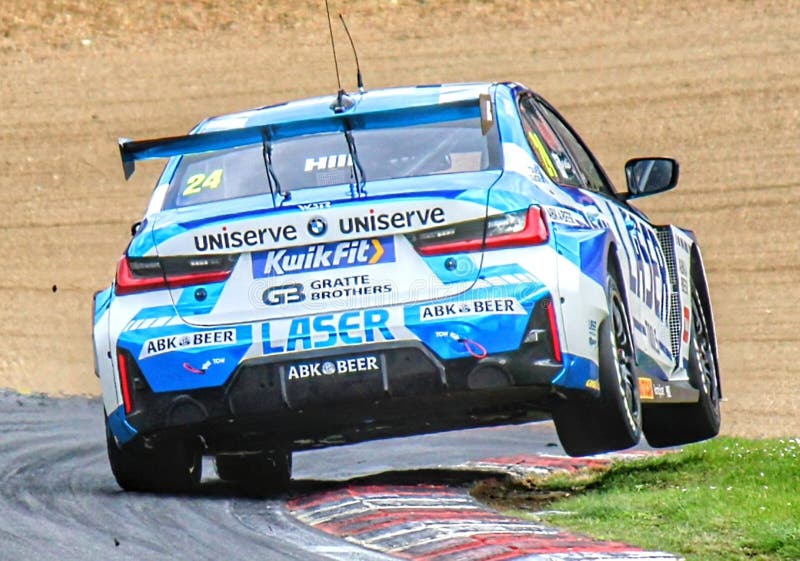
xmin=117 ymin=97 xmax=492 ymax=180
xmin=119 ymin=126 xmax=269 ymax=180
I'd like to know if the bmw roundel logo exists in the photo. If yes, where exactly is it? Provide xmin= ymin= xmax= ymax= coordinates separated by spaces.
xmin=307 ymin=216 xmax=327 ymax=237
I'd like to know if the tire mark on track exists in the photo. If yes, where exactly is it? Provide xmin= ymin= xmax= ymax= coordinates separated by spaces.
xmin=0 ymin=392 xmax=365 ymax=561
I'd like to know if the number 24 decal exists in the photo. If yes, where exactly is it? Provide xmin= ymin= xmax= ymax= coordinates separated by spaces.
xmin=183 ymin=168 xmax=223 ymax=196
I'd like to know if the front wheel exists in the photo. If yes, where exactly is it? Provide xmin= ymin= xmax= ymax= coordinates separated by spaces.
xmin=553 ymin=272 xmax=642 ymax=456
xmin=643 ymin=275 xmax=721 ymax=447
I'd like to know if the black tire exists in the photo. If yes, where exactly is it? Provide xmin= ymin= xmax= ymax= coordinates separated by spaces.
xmin=106 ymin=416 xmax=201 ymax=493
xmin=643 ymin=275 xmax=721 ymax=447
xmin=553 ymin=272 xmax=642 ymax=456
xmin=214 ymin=449 xmax=291 ymax=493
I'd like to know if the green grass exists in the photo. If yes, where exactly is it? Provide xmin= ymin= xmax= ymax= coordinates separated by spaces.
xmin=484 ymin=437 xmax=800 ymax=560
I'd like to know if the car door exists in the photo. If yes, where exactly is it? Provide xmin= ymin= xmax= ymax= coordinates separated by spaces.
xmin=528 ymin=95 xmax=675 ymax=380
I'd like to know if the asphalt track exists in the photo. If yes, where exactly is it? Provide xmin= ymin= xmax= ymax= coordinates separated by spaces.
xmin=0 ymin=390 xmax=675 ymax=561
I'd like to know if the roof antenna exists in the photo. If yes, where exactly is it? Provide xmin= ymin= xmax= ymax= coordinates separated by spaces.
xmin=325 ymin=0 xmax=353 ymax=113
xmin=338 ymin=13 xmax=364 ymax=93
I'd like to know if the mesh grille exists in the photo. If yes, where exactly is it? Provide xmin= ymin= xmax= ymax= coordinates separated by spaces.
xmin=657 ymin=229 xmax=682 ymax=360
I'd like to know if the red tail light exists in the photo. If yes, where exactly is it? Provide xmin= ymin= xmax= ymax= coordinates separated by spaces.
xmin=546 ymin=300 xmax=563 ymax=362
xmin=414 ymin=207 xmax=549 ymax=256
xmin=117 ymin=351 xmax=134 ymax=415
xmin=115 ymin=254 xmax=238 ymax=295
xmin=115 ymin=256 xmax=165 ymax=295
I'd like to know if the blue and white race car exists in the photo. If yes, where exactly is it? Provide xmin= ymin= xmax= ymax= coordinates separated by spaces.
xmin=93 ymin=82 xmax=721 ymax=492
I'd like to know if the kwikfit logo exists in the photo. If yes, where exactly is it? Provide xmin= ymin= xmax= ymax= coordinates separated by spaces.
xmin=252 ymin=237 xmax=395 ymax=277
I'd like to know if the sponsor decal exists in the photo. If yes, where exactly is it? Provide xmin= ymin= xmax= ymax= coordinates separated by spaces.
xmin=252 ymin=237 xmax=395 ymax=277
xmin=588 ymin=319 xmax=598 ymax=347
xmin=625 ymin=218 xmax=669 ymax=322
xmin=527 ymin=163 xmax=547 ymax=183
xmin=259 ymin=276 xmax=393 ymax=306
xmin=306 ymin=216 xmax=327 ymax=237
xmin=682 ymin=307 xmax=690 ymax=343
xmin=419 ymin=298 xmax=525 ymax=321
xmin=201 ymin=357 xmax=226 ymax=368
xmin=338 ymin=207 xmax=445 ymax=235
xmin=285 ymin=355 xmax=380 ymax=381
xmin=643 ymin=319 xmax=670 ymax=358
xmin=305 ymin=154 xmax=352 ymax=172
xmin=679 ymin=259 xmax=690 ymax=295
xmin=585 ymin=379 xmax=600 ymax=391
xmin=139 ymin=329 xmax=236 ymax=359
xmin=544 ymin=206 xmax=588 ymax=227
xmin=433 ymin=330 xmax=488 ymax=358
xmin=193 ymin=224 xmax=297 ymax=252
xmin=263 ymin=309 xmax=394 ymax=353
xmin=639 ymin=377 xmax=655 ymax=400
xmin=182 ymin=362 xmax=206 ymax=375
xmin=297 ymin=201 xmax=331 ymax=211
xmin=309 ymin=275 xmax=392 ymax=300
xmin=262 ymin=283 xmax=305 ymax=305
xmin=654 ymin=383 xmax=673 ymax=399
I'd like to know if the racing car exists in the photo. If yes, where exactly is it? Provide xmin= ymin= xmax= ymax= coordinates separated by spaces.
xmin=93 ymin=82 xmax=721 ymax=493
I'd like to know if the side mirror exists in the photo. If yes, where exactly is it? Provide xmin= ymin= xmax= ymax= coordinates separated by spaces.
xmin=130 ymin=221 xmax=142 ymax=237
xmin=624 ymin=158 xmax=679 ymax=199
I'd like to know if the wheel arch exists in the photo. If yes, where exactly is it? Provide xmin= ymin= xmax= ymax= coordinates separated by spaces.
xmin=605 ymin=242 xmax=641 ymax=362
xmin=93 ymin=287 xmax=123 ymax=416
xmin=606 ymin=242 xmax=626 ymax=298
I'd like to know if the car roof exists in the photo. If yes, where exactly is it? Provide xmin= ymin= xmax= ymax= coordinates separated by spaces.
xmin=197 ymin=82 xmax=500 ymax=133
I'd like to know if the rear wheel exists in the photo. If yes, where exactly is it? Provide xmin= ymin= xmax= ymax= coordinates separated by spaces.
xmin=553 ymin=271 xmax=642 ymax=456
xmin=643 ymin=275 xmax=721 ymax=447
xmin=214 ymin=449 xmax=291 ymax=493
xmin=106 ymin=417 xmax=201 ymax=493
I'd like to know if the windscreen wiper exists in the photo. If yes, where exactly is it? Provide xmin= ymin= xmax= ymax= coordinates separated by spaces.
xmin=344 ymin=127 xmax=366 ymax=197
xmin=261 ymin=134 xmax=289 ymax=205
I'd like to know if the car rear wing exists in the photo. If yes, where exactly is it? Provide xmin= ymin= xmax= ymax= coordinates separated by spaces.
xmin=118 ymin=96 xmax=494 ymax=180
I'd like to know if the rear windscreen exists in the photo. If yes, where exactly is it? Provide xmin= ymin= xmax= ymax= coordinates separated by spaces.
xmin=163 ymin=117 xmax=499 ymax=209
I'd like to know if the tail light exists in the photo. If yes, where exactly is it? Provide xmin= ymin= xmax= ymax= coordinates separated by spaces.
xmin=115 ymin=254 xmax=238 ymax=295
xmin=117 ymin=350 xmax=134 ymax=414
xmin=412 ymin=207 xmax=549 ymax=256
xmin=545 ymin=300 xmax=563 ymax=362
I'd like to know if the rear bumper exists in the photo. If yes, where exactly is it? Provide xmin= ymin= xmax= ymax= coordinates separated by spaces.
xmin=114 ymin=332 xmax=562 ymax=451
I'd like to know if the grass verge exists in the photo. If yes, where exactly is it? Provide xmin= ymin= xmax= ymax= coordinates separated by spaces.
xmin=472 ymin=437 xmax=800 ymax=560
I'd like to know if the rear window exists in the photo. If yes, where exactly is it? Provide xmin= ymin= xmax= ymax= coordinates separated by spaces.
xmin=163 ymin=117 xmax=499 ymax=209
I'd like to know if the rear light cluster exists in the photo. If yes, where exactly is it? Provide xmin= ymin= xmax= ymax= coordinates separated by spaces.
xmin=116 ymin=350 xmax=134 ymax=414
xmin=544 ymin=299 xmax=563 ymax=362
xmin=521 ymin=297 xmax=563 ymax=364
xmin=410 ymin=207 xmax=549 ymax=256
xmin=115 ymin=254 xmax=238 ymax=295
xmin=116 ymin=349 xmax=154 ymax=415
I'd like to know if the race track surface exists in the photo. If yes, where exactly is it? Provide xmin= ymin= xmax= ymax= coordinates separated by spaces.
xmin=0 ymin=391 xmax=677 ymax=561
